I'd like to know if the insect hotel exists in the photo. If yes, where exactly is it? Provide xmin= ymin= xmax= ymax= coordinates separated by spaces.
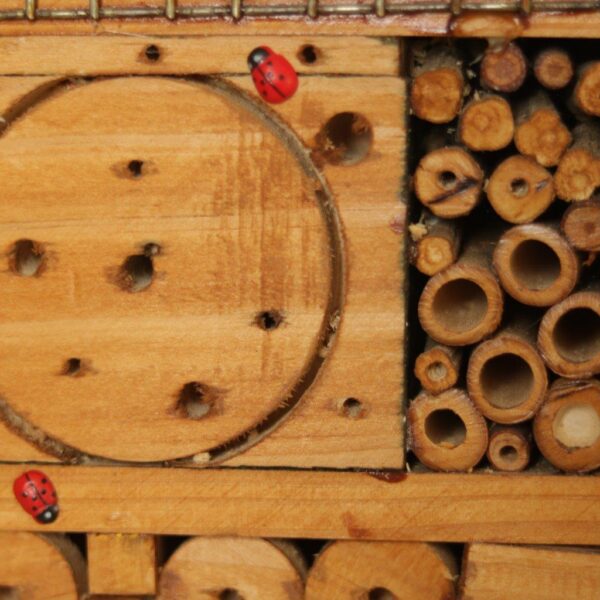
xmin=0 ymin=1 xmax=598 ymax=598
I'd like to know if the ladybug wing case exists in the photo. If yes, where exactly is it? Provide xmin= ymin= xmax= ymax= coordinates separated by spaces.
xmin=13 ymin=470 xmax=59 ymax=524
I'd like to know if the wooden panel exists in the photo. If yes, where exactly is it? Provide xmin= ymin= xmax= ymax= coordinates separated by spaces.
xmin=0 ymin=466 xmax=599 ymax=545
xmin=88 ymin=533 xmax=157 ymax=596
xmin=460 ymin=543 xmax=600 ymax=600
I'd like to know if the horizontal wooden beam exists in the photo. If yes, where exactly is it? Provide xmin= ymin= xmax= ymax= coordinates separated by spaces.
xmin=0 ymin=465 xmax=598 ymax=545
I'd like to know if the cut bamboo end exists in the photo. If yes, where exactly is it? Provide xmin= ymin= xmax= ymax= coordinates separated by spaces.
xmin=411 ymin=68 xmax=465 ymax=124
xmin=481 ymin=42 xmax=527 ymax=93
xmin=561 ymin=198 xmax=600 ymax=251
xmin=492 ymin=224 xmax=579 ymax=307
xmin=487 ymin=156 xmax=555 ymax=224
xmin=534 ymin=48 xmax=574 ymax=89
xmin=410 ymin=213 xmax=462 ymax=276
xmin=408 ymin=388 xmax=488 ymax=472
xmin=413 ymin=147 xmax=483 ymax=218
xmin=414 ymin=342 xmax=462 ymax=394
xmin=459 ymin=95 xmax=514 ymax=152
xmin=538 ymin=289 xmax=600 ymax=378
xmin=534 ymin=378 xmax=600 ymax=472
xmin=487 ymin=425 xmax=531 ymax=472
xmin=574 ymin=61 xmax=600 ymax=116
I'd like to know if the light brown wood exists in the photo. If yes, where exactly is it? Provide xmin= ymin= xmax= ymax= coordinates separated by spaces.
xmin=305 ymin=541 xmax=457 ymax=600
xmin=493 ymin=223 xmax=579 ymax=306
xmin=537 ymin=285 xmax=600 ymax=378
xmin=487 ymin=156 xmax=555 ymax=224
xmin=574 ymin=61 xmax=600 ymax=116
xmin=413 ymin=147 xmax=484 ymax=218
xmin=533 ymin=47 xmax=574 ymax=89
xmin=561 ymin=198 xmax=600 ymax=251
xmin=480 ymin=42 xmax=527 ymax=93
xmin=158 ymin=537 xmax=304 ymax=599
xmin=460 ymin=543 xmax=600 ymax=600
xmin=534 ymin=378 xmax=600 ymax=473
xmin=408 ymin=388 xmax=488 ymax=472
xmin=88 ymin=534 xmax=157 ymax=596
xmin=486 ymin=425 xmax=531 ymax=472
xmin=414 ymin=339 xmax=462 ymax=394
xmin=458 ymin=95 xmax=514 ymax=152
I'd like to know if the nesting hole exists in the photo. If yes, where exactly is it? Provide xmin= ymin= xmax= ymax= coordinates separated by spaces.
xmin=219 ymin=589 xmax=244 ymax=600
xmin=317 ymin=112 xmax=373 ymax=166
xmin=510 ymin=240 xmax=561 ymax=291
xmin=510 ymin=177 xmax=529 ymax=197
xmin=340 ymin=397 xmax=365 ymax=419
xmin=499 ymin=445 xmax=518 ymax=463
xmin=424 ymin=409 xmax=466 ymax=448
xmin=255 ymin=310 xmax=283 ymax=331
xmin=367 ymin=588 xmax=397 ymax=600
xmin=553 ymin=308 xmax=600 ymax=363
xmin=63 ymin=358 xmax=82 ymax=377
xmin=480 ymin=353 xmax=534 ymax=409
xmin=438 ymin=170 xmax=457 ymax=190
xmin=11 ymin=239 xmax=44 ymax=277
xmin=298 ymin=44 xmax=320 ymax=64
xmin=426 ymin=361 xmax=448 ymax=382
xmin=128 ymin=160 xmax=144 ymax=178
xmin=553 ymin=403 xmax=600 ymax=449
xmin=119 ymin=254 xmax=154 ymax=292
xmin=0 ymin=587 xmax=19 ymax=600
xmin=431 ymin=279 xmax=488 ymax=333
xmin=177 ymin=382 xmax=214 ymax=420
xmin=144 ymin=44 xmax=161 ymax=62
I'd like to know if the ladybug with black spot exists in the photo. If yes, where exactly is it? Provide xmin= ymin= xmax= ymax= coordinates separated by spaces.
xmin=247 ymin=47 xmax=299 ymax=104
xmin=13 ymin=470 xmax=59 ymax=524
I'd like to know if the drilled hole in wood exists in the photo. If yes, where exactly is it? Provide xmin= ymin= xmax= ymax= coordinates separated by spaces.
xmin=255 ymin=310 xmax=283 ymax=331
xmin=340 ymin=397 xmax=365 ymax=419
xmin=553 ymin=403 xmax=600 ymax=449
xmin=510 ymin=177 xmax=529 ymax=197
xmin=128 ymin=159 xmax=144 ymax=178
xmin=0 ymin=587 xmax=19 ymax=600
xmin=11 ymin=239 xmax=45 ymax=277
xmin=298 ymin=44 xmax=319 ymax=64
xmin=219 ymin=590 xmax=244 ymax=600
xmin=177 ymin=382 xmax=213 ymax=420
xmin=317 ymin=112 xmax=373 ymax=166
xmin=144 ymin=44 xmax=161 ymax=62
xmin=424 ymin=409 xmax=466 ymax=448
xmin=499 ymin=445 xmax=518 ymax=462
xmin=553 ymin=308 xmax=600 ymax=363
xmin=119 ymin=254 xmax=154 ymax=292
xmin=426 ymin=361 xmax=448 ymax=382
xmin=438 ymin=170 xmax=457 ymax=190
xmin=63 ymin=358 xmax=82 ymax=376
xmin=431 ymin=279 xmax=488 ymax=332
xmin=367 ymin=588 xmax=397 ymax=600
xmin=510 ymin=240 xmax=560 ymax=291
xmin=480 ymin=353 xmax=534 ymax=409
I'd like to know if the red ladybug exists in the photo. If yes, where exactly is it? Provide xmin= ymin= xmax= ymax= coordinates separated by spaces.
xmin=248 ymin=47 xmax=298 ymax=104
xmin=13 ymin=470 xmax=59 ymax=524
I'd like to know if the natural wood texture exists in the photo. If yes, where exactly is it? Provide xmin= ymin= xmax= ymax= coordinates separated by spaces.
xmin=561 ymin=198 xmax=600 ymax=251
xmin=534 ymin=378 xmax=600 ymax=473
xmin=460 ymin=543 xmax=600 ymax=600
xmin=493 ymin=223 xmax=579 ymax=306
xmin=480 ymin=42 xmax=527 ymax=93
xmin=409 ymin=212 xmax=461 ymax=275
xmin=158 ymin=537 xmax=304 ymax=599
xmin=0 ymin=532 xmax=85 ymax=599
xmin=574 ymin=61 xmax=600 ymax=116
xmin=305 ymin=541 xmax=457 ymax=600
xmin=534 ymin=47 xmax=574 ymax=89
xmin=487 ymin=156 xmax=555 ymax=224
xmin=414 ymin=339 xmax=462 ymax=394
xmin=408 ymin=388 xmax=488 ymax=472
xmin=413 ymin=147 xmax=483 ymax=218
xmin=88 ymin=534 xmax=157 ymax=596
xmin=458 ymin=95 xmax=514 ymax=152
xmin=486 ymin=425 xmax=531 ymax=472
xmin=537 ymin=285 xmax=600 ymax=378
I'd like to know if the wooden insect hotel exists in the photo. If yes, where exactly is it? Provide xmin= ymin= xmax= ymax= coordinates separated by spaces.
xmin=0 ymin=1 xmax=599 ymax=598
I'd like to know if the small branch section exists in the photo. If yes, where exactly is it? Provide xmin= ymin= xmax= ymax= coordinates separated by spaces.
xmin=459 ymin=95 xmax=514 ymax=152
xmin=487 ymin=425 xmax=531 ymax=472
xmin=480 ymin=42 xmax=527 ymax=93
xmin=414 ymin=339 xmax=462 ymax=395
xmin=574 ymin=61 xmax=600 ymax=116
xmin=534 ymin=48 xmax=574 ymax=90
xmin=561 ymin=198 xmax=600 ymax=251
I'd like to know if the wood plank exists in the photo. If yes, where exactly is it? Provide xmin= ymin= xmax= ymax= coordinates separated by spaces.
xmin=459 ymin=543 xmax=600 ymax=600
xmin=0 ymin=466 xmax=599 ymax=545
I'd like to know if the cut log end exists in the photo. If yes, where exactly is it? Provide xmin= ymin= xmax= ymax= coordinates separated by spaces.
xmin=487 ymin=426 xmax=531 ymax=472
xmin=414 ymin=344 xmax=462 ymax=394
xmin=410 ymin=214 xmax=462 ymax=276
xmin=534 ymin=49 xmax=574 ymax=89
xmin=481 ymin=42 xmax=527 ymax=93
xmin=561 ymin=199 xmax=600 ymax=251
xmin=411 ymin=68 xmax=465 ymax=124
xmin=459 ymin=96 xmax=514 ymax=152
xmin=574 ymin=62 xmax=600 ymax=116
xmin=555 ymin=149 xmax=600 ymax=202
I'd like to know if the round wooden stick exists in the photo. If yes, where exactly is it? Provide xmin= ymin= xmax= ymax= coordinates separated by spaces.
xmin=480 ymin=42 xmax=527 ymax=93
xmin=574 ymin=62 xmax=600 ymax=116
xmin=493 ymin=223 xmax=580 ymax=307
xmin=487 ymin=425 xmax=531 ymax=472
xmin=534 ymin=48 xmax=573 ymax=89
xmin=467 ymin=315 xmax=548 ymax=424
xmin=487 ymin=156 xmax=555 ymax=224
xmin=408 ymin=388 xmax=488 ymax=472
xmin=413 ymin=147 xmax=484 ymax=218
xmin=418 ymin=230 xmax=503 ymax=346
xmin=415 ymin=338 xmax=463 ymax=394
xmin=538 ymin=285 xmax=600 ymax=378
xmin=458 ymin=95 xmax=514 ymax=152
xmin=409 ymin=212 xmax=462 ymax=275
xmin=306 ymin=541 xmax=458 ymax=600
xmin=561 ymin=198 xmax=600 ymax=252
xmin=534 ymin=378 xmax=600 ymax=472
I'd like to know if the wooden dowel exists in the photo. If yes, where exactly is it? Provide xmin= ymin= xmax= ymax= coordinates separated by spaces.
xmin=486 ymin=425 xmax=531 ymax=472
xmin=492 ymin=223 xmax=580 ymax=307
xmin=408 ymin=388 xmax=488 ymax=472
xmin=561 ymin=198 xmax=600 ymax=252
xmin=487 ymin=156 xmax=555 ymax=224
xmin=458 ymin=95 xmax=514 ymax=152
xmin=418 ymin=229 xmax=503 ymax=346
xmin=538 ymin=284 xmax=600 ymax=378
xmin=413 ymin=146 xmax=484 ymax=218
xmin=480 ymin=42 xmax=527 ymax=93
xmin=467 ymin=314 xmax=548 ymax=424
xmin=409 ymin=212 xmax=462 ymax=275
xmin=534 ymin=378 xmax=600 ymax=472
xmin=533 ymin=47 xmax=574 ymax=90
xmin=574 ymin=61 xmax=600 ymax=116
xmin=414 ymin=338 xmax=462 ymax=394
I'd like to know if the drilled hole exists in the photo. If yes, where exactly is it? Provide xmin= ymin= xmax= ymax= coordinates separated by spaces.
xmin=431 ymin=279 xmax=488 ymax=333
xmin=11 ymin=239 xmax=44 ymax=277
xmin=510 ymin=177 xmax=529 ymax=197
xmin=63 ymin=358 xmax=82 ymax=376
xmin=298 ymin=44 xmax=319 ymax=64
xmin=499 ymin=445 xmax=518 ymax=462
xmin=424 ymin=409 xmax=466 ymax=448
xmin=553 ymin=308 xmax=600 ymax=363
xmin=317 ymin=112 xmax=373 ymax=166
xmin=480 ymin=353 xmax=534 ymax=409
xmin=128 ymin=160 xmax=144 ymax=178
xmin=255 ymin=310 xmax=283 ymax=331
xmin=145 ymin=44 xmax=161 ymax=62
xmin=341 ymin=397 xmax=365 ymax=419
xmin=119 ymin=254 xmax=154 ymax=292
xmin=426 ymin=361 xmax=448 ymax=382
xmin=177 ymin=382 xmax=213 ymax=419
xmin=438 ymin=170 xmax=457 ymax=189
xmin=219 ymin=590 xmax=244 ymax=600
xmin=510 ymin=240 xmax=561 ymax=291
xmin=368 ymin=588 xmax=397 ymax=600
xmin=0 ymin=587 xmax=19 ymax=600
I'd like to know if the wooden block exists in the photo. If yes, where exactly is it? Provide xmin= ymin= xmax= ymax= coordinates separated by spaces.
xmin=87 ymin=533 xmax=157 ymax=596
xmin=460 ymin=543 xmax=600 ymax=600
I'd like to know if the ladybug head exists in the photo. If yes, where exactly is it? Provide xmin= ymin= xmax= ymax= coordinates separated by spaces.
xmin=35 ymin=504 xmax=59 ymax=524
xmin=247 ymin=47 xmax=271 ymax=70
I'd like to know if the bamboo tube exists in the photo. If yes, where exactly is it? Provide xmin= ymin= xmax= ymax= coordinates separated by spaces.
xmin=413 ymin=147 xmax=484 ymax=218
xmin=410 ymin=44 xmax=465 ymax=124
xmin=533 ymin=47 xmax=574 ymax=89
xmin=487 ymin=425 xmax=531 ymax=472
xmin=487 ymin=156 xmax=555 ymax=224
xmin=418 ymin=229 xmax=503 ymax=346
xmin=458 ymin=95 xmax=514 ymax=152
xmin=561 ymin=199 xmax=600 ymax=251
xmin=538 ymin=285 xmax=600 ymax=378
xmin=408 ymin=388 xmax=488 ymax=472
xmin=414 ymin=338 xmax=462 ymax=394
xmin=555 ymin=122 xmax=600 ymax=201
xmin=409 ymin=212 xmax=462 ymax=275
xmin=514 ymin=93 xmax=572 ymax=167
xmin=467 ymin=315 xmax=548 ymax=424
xmin=480 ymin=42 xmax=527 ymax=93
xmin=492 ymin=223 xmax=580 ymax=307
xmin=534 ymin=378 xmax=600 ymax=472
xmin=574 ymin=62 xmax=600 ymax=116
